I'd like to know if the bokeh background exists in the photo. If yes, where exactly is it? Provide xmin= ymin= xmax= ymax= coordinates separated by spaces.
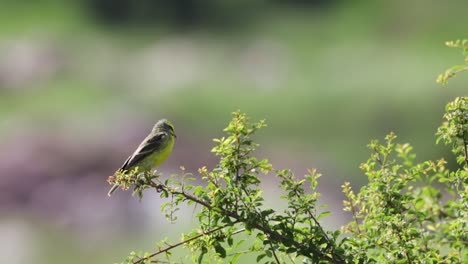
xmin=0 ymin=0 xmax=467 ymax=263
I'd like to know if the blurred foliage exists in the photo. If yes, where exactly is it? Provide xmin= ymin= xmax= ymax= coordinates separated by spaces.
xmin=85 ymin=0 xmax=337 ymax=27
xmin=85 ymin=0 xmax=261 ymax=27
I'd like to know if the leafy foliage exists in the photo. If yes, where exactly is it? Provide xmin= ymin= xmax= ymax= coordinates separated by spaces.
xmin=436 ymin=96 xmax=468 ymax=165
xmin=111 ymin=41 xmax=467 ymax=264
xmin=437 ymin=39 xmax=468 ymax=84
xmin=342 ymin=133 xmax=466 ymax=263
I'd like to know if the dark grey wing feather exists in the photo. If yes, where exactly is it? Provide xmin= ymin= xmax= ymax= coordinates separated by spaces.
xmin=119 ymin=155 xmax=133 ymax=171
xmin=119 ymin=132 xmax=166 ymax=171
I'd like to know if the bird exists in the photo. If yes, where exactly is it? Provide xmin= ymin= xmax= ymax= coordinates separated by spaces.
xmin=107 ymin=119 xmax=176 ymax=196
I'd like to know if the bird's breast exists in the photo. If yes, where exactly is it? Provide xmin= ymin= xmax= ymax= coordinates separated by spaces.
xmin=151 ymin=136 xmax=175 ymax=168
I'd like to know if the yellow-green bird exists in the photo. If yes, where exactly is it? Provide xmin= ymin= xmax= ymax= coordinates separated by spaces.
xmin=107 ymin=119 xmax=176 ymax=196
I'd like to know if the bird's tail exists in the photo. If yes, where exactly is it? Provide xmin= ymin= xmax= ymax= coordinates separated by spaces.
xmin=107 ymin=184 xmax=119 ymax=197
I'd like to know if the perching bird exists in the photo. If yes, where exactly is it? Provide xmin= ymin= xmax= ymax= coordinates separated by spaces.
xmin=107 ymin=119 xmax=176 ymax=196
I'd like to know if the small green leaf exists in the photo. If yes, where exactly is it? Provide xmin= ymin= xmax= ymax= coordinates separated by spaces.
xmin=317 ymin=211 xmax=331 ymax=220
xmin=256 ymin=253 xmax=266 ymax=262
xmin=214 ymin=244 xmax=227 ymax=258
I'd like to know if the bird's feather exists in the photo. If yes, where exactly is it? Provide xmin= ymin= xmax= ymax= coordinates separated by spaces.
xmin=119 ymin=132 xmax=166 ymax=171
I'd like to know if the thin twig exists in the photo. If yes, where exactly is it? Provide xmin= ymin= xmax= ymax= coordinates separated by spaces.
xmin=293 ymin=189 xmax=344 ymax=263
xmin=133 ymin=222 xmax=236 ymax=264
xmin=150 ymin=260 xmax=178 ymax=264
xmin=349 ymin=198 xmax=362 ymax=235
xmin=266 ymin=236 xmax=281 ymax=264
xmin=463 ymin=130 xmax=468 ymax=166
xmin=239 ymin=185 xmax=280 ymax=264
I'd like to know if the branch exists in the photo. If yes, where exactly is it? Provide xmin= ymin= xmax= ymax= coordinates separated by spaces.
xmin=133 ymin=222 xmax=237 ymax=264
xmin=151 ymin=182 xmax=345 ymax=264
xmin=239 ymin=186 xmax=280 ymax=264
xmin=349 ymin=198 xmax=362 ymax=235
xmin=289 ymin=188 xmax=345 ymax=263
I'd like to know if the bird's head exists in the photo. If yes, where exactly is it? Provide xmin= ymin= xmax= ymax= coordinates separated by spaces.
xmin=153 ymin=119 xmax=176 ymax=138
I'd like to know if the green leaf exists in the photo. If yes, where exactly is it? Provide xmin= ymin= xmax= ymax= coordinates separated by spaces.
xmin=214 ymin=243 xmax=227 ymax=258
xmin=198 ymin=247 xmax=207 ymax=264
xmin=317 ymin=211 xmax=331 ymax=220
xmin=256 ymin=253 xmax=266 ymax=262
xmin=230 ymin=252 xmax=241 ymax=263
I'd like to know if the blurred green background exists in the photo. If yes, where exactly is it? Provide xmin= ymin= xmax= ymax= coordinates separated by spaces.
xmin=0 ymin=0 xmax=466 ymax=263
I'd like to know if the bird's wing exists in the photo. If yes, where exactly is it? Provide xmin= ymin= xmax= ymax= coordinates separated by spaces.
xmin=119 ymin=132 xmax=167 ymax=171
